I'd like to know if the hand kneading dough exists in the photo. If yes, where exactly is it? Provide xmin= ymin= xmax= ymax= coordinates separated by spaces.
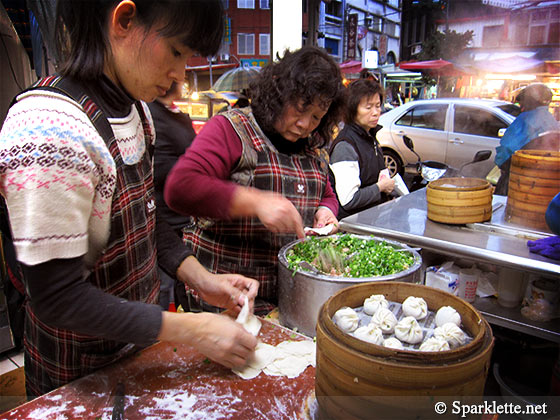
xmin=235 ymin=295 xmax=262 ymax=336
xmin=233 ymin=340 xmax=316 ymax=380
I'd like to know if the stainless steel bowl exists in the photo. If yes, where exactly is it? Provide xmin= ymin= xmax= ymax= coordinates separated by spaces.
xmin=277 ymin=234 xmax=423 ymax=337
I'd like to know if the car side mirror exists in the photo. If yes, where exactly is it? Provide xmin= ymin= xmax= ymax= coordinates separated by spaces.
xmin=498 ymin=128 xmax=507 ymax=137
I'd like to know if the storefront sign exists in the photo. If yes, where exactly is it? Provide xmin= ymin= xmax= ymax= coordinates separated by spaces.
xmin=240 ymin=58 xmax=269 ymax=68
xmin=347 ymin=14 xmax=358 ymax=60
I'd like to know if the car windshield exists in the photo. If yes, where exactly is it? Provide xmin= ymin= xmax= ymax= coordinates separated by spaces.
xmin=497 ymin=104 xmax=522 ymax=118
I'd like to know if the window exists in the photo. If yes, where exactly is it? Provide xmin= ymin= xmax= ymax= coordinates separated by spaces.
xmin=259 ymin=33 xmax=270 ymax=56
xmin=548 ymin=22 xmax=559 ymax=44
xmin=325 ymin=0 xmax=342 ymax=17
xmin=529 ymin=25 xmax=546 ymax=44
xmin=324 ymin=38 xmax=340 ymax=56
xmin=396 ymin=104 xmax=447 ymax=131
xmin=260 ymin=0 xmax=270 ymax=9
xmin=237 ymin=33 xmax=255 ymax=55
xmin=453 ymin=106 xmax=508 ymax=138
xmin=237 ymin=0 xmax=254 ymax=8
xmin=482 ymin=25 xmax=503 ymax=47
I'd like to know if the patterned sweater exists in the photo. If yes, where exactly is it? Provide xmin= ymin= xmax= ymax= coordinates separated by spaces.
xmin=0 ymin=90 xmax=150 ymax=268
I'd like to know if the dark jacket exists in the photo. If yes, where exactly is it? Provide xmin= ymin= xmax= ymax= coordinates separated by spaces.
xmin=329 ymin=123 xmax=388 ymax=219
xmin=148 ymin=100 xmax=196 ymax=232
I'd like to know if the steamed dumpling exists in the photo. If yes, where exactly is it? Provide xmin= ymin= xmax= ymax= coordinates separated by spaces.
xmin=402 ymin=296 xmax=428 ymax=320
xmin=363 ymin=294 xmax=389 ymax=315
xmin=419 ymin=337 xmax=450 ymax=352
xmin=352 ymin=324 xmax=384 ymax=345
xmin=394 ymin=316 xmax=423 ymax=344
xmin=434 ymin=322 xmax=467 ymax=348
xmin=333 ymin=307 xmax=359 ymax=333
xmin=383 ymin=337 xmax=404 ymax=350
xmin=435 ymin=306 xmax=461 ymax=327
xmin=369 ymin=307 xmax=398 ymax=334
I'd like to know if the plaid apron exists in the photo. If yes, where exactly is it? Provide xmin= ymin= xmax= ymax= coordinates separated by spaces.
xmin=183 ymin=108 xmax=327 ymax=308
xmin=20 ymin=77 xmax=159 ymax=397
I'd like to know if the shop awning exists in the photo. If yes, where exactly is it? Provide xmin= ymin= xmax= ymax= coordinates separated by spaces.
xmin=399 ymin=59 xmax=474 ymax=76
xmin=339 ymin=60 xmax=363 ymax=74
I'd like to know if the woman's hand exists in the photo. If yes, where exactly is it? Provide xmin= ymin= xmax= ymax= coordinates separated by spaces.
xmin=177 ymin=256 xmax=259 ymax=314
xmin=158 ymin=311 xmax=257 ymax=368
xmin=377 ymin=176 xmax=395 ymax=194
xmin=313 ymin=207 xmax=339 ymax=234
xmin=230 ymin=187 xmax=305 ymax=238
xmin=254 ymin=192 xmax=306 ymax=238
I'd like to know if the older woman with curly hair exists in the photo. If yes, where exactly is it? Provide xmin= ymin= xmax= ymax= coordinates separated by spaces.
xmin=165 ymin=46 xmax=345 ymax=313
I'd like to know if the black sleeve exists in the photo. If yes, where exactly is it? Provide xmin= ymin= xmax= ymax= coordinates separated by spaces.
xmin=22 ymin=257 xmax=162 ymax=347
xmin=156 ymin=206 xmax=194 ymax=278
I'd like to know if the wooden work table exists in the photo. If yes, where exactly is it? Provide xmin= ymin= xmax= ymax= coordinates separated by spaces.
xmin=1 ymin=319 xmax=315 ymax=419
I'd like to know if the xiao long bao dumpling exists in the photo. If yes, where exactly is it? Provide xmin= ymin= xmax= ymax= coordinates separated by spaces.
xmin=394 ymin=316 xmax=423 ymax=344
xmin=435 ymin=306 xmax=461 ymax=328
xmin=352 ymin=324 xmax=384 ymax=345
xmin=363 ymin=294 xmax=389 ymax=315
xmin=419 ymin=337 xmax=450 ymax=352
xmin=434 ymin=322 xmax=467 ymax=348
xmin=333 ymin=306 xmax=359 ymax=333
xmin=383 ymin=337 xmax=404 ymax=350
xmin=402 ymin=296 xmax=428 ymax=320
xmin=370 ymin=307 xmax=398 ymax=334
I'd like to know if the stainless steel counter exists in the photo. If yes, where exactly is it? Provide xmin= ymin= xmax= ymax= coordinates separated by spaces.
xmin=340 ymin=189 xmax=560 ymax=342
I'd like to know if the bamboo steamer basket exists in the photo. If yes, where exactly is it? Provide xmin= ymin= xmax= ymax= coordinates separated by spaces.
xmin=426 ymin=177 xmax=493 ymax=224
xmin=506 ymin=150 xmax=560 ymax=231
xmin=315 ymin=282 xmax=494 ymax=420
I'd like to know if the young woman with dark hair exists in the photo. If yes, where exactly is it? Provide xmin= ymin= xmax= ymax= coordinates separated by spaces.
xmin=329 ymin=78 xmax=395 ymax=219
xmin=0 ymin=0 xmax=258 ymax=397
xmin=165 ymin=46 xmax=345 ymax=313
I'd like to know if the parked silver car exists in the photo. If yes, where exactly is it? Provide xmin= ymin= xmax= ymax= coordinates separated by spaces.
xmin=377 ymin=98 xmax=521 ymax=178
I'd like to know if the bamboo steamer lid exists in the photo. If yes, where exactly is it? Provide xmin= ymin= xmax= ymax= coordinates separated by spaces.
xmin=426 ymin=177 xmax=492 ymax=224
xmin=315 ymin=282 xmax=494 ymax=420
xmin=506 ymin=150 xmax=560 ymax=232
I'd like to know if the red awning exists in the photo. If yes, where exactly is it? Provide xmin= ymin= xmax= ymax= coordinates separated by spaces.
xmin=399 ymin=59 xmax=474 ymax=76
xmin=399 ymin=59 xmax=452 ymax=70
xmin=339 ymin=60 xmax=363 ymax=74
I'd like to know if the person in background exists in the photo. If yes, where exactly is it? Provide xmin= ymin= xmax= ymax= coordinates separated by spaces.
xmin=148 ymin=81 xmax=196 ymax=311
xmin=494 ymin=83 xmax=559 ymax=195
xmin=165 ymin=46 xmax=344 ymax=314
xmin=329 ymin=79 xmax=395 ymax=219
xmin=0 ymin=0 xmax=258 ymax=398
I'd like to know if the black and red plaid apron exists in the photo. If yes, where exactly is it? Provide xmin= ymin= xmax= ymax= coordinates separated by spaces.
xmin=20 ymin=77 xmax=159 ymax=397
xmin=183 ymin=108 xmax=327 ymax=309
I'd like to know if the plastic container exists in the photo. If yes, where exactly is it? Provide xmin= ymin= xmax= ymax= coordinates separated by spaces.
xmin=457 ymin=267 xmax=480 ymax=303
xmin=497 ymin=268 xmax=527 ymax=308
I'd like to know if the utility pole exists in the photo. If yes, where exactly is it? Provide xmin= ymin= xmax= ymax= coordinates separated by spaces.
xmin=306 ymin=0 xmax=321 ymax=46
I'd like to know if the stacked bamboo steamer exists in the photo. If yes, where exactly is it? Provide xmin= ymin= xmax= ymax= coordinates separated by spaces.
xmin=315 ymin=282 xmax=494 ymax=420
xmin=506 ymin=150 xmax=560 ymax=232
xmin=426 ymin=177 xmax=493 ymax=224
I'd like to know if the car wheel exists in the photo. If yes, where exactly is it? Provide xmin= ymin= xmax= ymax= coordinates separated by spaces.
xmin=383 ymin=150 xmax=403 ymax=177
